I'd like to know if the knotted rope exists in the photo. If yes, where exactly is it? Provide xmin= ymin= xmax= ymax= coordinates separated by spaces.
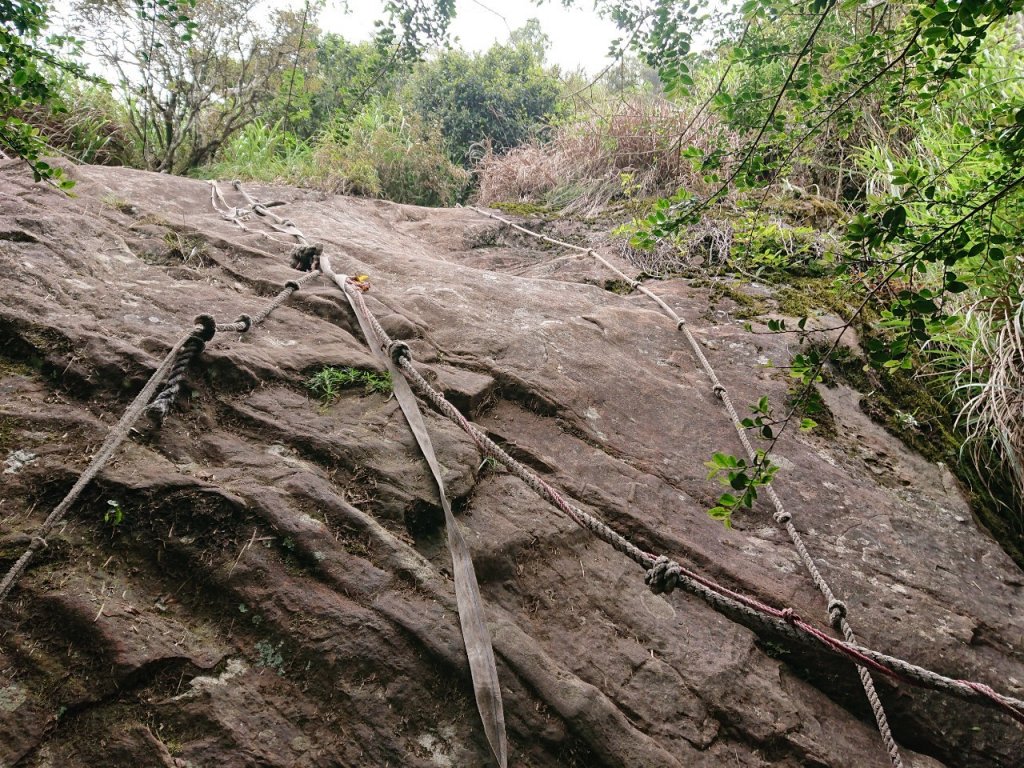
xmin=145 ymin=271 xmax=321 ymax=423
xmin=145 ymin=315 xmax=216 ymax=423
xmin=0 ymin=323 xmax=199 ymax=605
xmin=466 ymin=205 xmax=906 ymax=764
xmin=339 ymin=277 xmax=1024 ymax=725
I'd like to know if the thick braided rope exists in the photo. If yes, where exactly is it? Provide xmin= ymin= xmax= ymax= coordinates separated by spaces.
xmin=145 ymin=271 xmax=322 ymax=422
xmin=341 ymin=279 xmax=1024 ymax=726
xmin=146 ymin=318 xmax=215 ymax=423
xmin=467 ymin=205 xmax=905 ymax=763
xmin=0 ymin=324 xmax=201 ymax=605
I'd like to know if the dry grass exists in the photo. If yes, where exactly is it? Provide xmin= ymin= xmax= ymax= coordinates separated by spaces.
xmin=619 ymin=218 xmax=734 ymax=277
xmin=955 ymin=301 xmax=1024 ymax=511
xmin=474 ymin=97 xmax=737 ymax=215
xmin=18 ymin=86 xmax=138 ymax=167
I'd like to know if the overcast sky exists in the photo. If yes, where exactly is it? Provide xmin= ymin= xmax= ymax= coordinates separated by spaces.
xmin=320 ymin=0 xmax=623 ymax=74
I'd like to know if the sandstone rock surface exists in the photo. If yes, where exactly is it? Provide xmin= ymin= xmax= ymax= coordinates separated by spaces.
xmin=0 ymin=162 xmax=1021 ymax=767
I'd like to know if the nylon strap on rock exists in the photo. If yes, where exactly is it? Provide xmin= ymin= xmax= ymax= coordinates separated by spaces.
xmin=209 ymin=180 xmax=312 ymax=247
xmin=0 ymin=324 xmax=199 ymax=605
xmin=466 ymin=205 xmax=905 ymax=765
xmin=231 ymin=180 xmax=311 ymax=244
xmin=320 ymin=254 xmax=508 ymax=768
xmin=335 ymin=277 xmax=1024 ymax=727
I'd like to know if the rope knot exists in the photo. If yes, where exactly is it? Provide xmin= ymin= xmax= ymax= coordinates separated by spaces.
xmin=827 ymin=599 xmax=848 ymax=628
xmin=387 ymin=340 xmax=411 ymax=365
xmin=285 ymin=280 xmax=301 ymax=292
xmin=780 ymin=607 xmax=801 ymax=625
xmin=676 ymin=318 xmax=687 ymax=329
xmin=193 ymin=314 xmax=217 ymax=342
xmin=712 ymin=383 xmax=727 ymax=399
xmin=30 ymin=536 xmax=48 ymax=550
xmin=290 ymin=243 xmax=323 ymax=272
xmin=348 ymin=275 xmax=371 ymax=292
xmin=233 ymin=314 xmax=252 ymax=332
xmin=645 ymin=555 xmax=682 ymax=595
xmin=773 ymin=510 xmax=792 ymax=524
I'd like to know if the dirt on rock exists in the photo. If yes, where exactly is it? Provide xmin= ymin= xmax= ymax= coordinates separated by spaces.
xmin=0 ymin=161 xmax=1021 ymax=767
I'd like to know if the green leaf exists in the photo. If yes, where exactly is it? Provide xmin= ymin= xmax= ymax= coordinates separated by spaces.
xmin=729 ymin=472 xmax=749 ymax=491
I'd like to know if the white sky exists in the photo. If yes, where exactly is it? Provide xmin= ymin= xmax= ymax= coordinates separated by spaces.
xmin=320 ymin=0 xmax=623 ymax=74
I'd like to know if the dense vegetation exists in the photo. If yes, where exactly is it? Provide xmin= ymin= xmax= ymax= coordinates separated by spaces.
xmin=2 ymin=0 xmax=1022 ymax=560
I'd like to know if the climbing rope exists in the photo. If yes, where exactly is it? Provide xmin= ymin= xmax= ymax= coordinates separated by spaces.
xmin=9 ymin=180 xmax=1016 ymax=767
xmin=146 ymin=270 xmax=321 ymax=422
xmin=209 ymin=180 xmax=313 ymax=247
xmin=149 ymin=179 xmax=323 ymax=422
xmin=0 ymin=322 xmax=202 ymax=605
xmin=466 ymin=205 xmax=906 ymax=764
xmin=334 ymin=273 xmax=1024 ymax=727
xmin=321 ymin=255 xmax=507 ymax=768
xmin=230 ymin=180 xmax=311 ymax=244
xmin=2 ymin=182 xmax=323 ymax=600
xmin=1 ymin=264 xmax=322 ymax=602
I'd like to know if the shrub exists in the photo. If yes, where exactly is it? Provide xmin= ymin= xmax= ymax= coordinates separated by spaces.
xmin=475 ymin=97 xmax=736 ymax=214
xmin=197 ymin=104 xmax=466 ymax=207
xmin=407 ymin=32 xmax=562 ymax=167
xmin=18 ymin=79 xmax=139 ymax=167
xmin=313 ymin=100 xmax=468 ymax=207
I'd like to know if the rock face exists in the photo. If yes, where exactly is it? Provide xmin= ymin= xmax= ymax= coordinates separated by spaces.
xmin=0 ymin=162 xmax=1021 ymax=768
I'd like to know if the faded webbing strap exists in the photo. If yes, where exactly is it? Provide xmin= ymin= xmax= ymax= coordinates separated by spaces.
xmin=321 ymin=255 xmax=507 ymax=768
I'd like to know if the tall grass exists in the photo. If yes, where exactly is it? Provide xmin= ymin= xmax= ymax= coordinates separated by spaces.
xmin=199 ymin=103 xmax=467 ymax=207
xmin=924 ymin=292 xmax=1024 ymax=535
xmin=198 ymin=120 xmax=315 ymax=183
xmin=851 ymin=34 xmax=1024 ymax=521
xmin=474 ymin=97 xmax=736 ymax=214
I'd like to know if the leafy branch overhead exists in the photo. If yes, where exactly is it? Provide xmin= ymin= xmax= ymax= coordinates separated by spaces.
xmin=583 ymin=0 xmax=1024 ymax=535
xmin=0 ymin=0 xmax=89 ymax=187
xmin=705 ymin=450 xmax=779 ymax=528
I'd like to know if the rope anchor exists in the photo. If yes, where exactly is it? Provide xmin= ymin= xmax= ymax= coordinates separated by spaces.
xmin=645 ymin=555 xmax=682 ymax=595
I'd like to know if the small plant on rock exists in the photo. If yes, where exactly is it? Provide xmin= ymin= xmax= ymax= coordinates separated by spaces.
xmin=254 ymin=639 xmax=286 ymax=675
xmin=306 ymin=366 xmax=392 ymax=402
xmin=103 ymin=499 xmax=124 ymax=527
